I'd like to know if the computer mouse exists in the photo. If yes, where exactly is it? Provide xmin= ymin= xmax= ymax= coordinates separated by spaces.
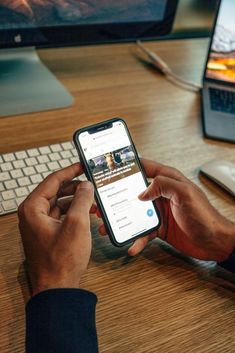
xmin=200 ymin=159 xmax=235 ymax=197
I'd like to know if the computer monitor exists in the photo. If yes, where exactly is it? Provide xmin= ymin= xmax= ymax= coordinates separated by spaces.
xmin=0 ymin=0 xmax=178 ymax=117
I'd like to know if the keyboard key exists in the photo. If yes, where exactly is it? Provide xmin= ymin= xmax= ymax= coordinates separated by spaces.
xmin=28 ymin=148 xmax=40 ymax=157
xmin=61 ymin=142 xmax=73 ymax=150
xmin=13 ymin=160 xmax=26 ymax=169
xmin=59 ymin=159 xmax=71 ymax=168
xmin=72 ymin=149 xmax=78 ymax=157
xmin=60 ymin=150 xmax=72 ymax=159
xmin=15 ymin=151 xmax=27 ymax=159
xmin=4 ymin=180 xmax=18 ymax=190
xmin=48 ymin=161 xmax=60 ymax=171
xmin=18 ymin=177 xmax=31 ymax=187
xmin=36 ymin=164 xmax=48 ymax=173
xmin=3 ymin=153 xmax=15 ymax=162
xmin=0 ymin=204 xmax=3 ymax=214
xmin=209 ymin=88 xmax=235 ymax=115
xmin=28 ymin=184 xmax=38 ymax=193
xmin=70 ymin=157 xmax=79 ymax=164
xmin=24 ymin=167 xmax=36 ymax=176
xmin=49 ymin=152 xmax=60 ymax=161
xmin=0 ymin=182 xmax=5 ymax=192
xmin=10 ymin=169 xmax=24 ymax=179
xmin=1 ymin=162 xmax=13 ymax=172
xmin=39 ymin=146 xmax=51 ymax=154
xmin=2 ymin=190 xmax=15 ymax=200
xmin=2 ymin=200 xmax=16 ymax=212
xmin=16 ymin=197 xmax=26 ymax=207
xmin=15 ymin=187 xmax=28 ymax=197
xmin=30 ymin=174 xmax=43 ymax=184
xmin=0 ymin=155 xmax=3 ymax=163
xmin=43 ymin=171 xmax=52 ymax=178
xmin=37 ymin=155 xmax=50 ymax=164
xmin=50 ymin=144 xmax=62 ymax=152
xmin=0 ymin=172 xmax=10 ymax=182
xmin=79 ymin=174 xmax=87 ymax=181
xmin=25 ymin=157 xmax=37 ymax=166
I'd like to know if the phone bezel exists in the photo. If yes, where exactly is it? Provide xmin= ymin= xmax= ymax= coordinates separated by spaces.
xmin=73 ymin=117 xmax=161 ymax=247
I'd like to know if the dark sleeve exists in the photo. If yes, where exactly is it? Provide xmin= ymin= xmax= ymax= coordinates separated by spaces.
xmin=218 ymin=250 xmax=235 ymax=273
xmin=26 ymin=288 xmax=98 ymax=353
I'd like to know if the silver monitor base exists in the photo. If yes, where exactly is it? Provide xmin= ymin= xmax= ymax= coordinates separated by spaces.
xmin=0 ymin=47 xmax=73 ymax=117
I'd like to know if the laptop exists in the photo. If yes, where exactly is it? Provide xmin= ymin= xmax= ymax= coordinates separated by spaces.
xmin=202 ymin=0 xmax=235 ymax=143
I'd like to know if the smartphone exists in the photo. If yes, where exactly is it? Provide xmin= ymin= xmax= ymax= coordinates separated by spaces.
xmin=73 ymin=118 xmax=161 ymax=247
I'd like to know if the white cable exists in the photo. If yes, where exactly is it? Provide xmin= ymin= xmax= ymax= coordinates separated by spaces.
xmin=168 ymin=71 xmax=202 ymax=90
xmin=135 ymin=40 xmax=202 ymax=92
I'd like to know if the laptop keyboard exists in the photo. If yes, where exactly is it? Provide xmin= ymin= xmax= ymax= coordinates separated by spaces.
xmin=0 ymin=141 xmax=84 ymax=216
xmin=209 ymin=88 xmax=235 ymax=115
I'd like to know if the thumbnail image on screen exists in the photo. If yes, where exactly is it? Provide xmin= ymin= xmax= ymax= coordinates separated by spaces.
xmin=88 ymin=145 xmax=138 ymax=188
xmin=0 ymin=0 xmax=167 ymax=29
xmin=206 ymin=0 xmax=235 ymax=84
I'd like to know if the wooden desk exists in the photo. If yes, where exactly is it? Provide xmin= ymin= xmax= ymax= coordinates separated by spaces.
xmin=0 ymin=39 xmax=235 ymax=353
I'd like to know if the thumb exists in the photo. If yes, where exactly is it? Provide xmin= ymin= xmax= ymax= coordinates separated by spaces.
xmin=65 ymin=181 xmax=94 ymax=231
xmin=138 ymin=175 xmax=182 ymax=201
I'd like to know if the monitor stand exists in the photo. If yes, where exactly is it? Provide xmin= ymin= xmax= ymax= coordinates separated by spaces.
xmin=0 ymin=47 xmax=73 ymax=117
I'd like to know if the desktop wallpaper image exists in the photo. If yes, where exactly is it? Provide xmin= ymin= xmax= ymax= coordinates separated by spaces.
xmin=0 ymin=0 xmax=166 ymax=28
xmin=207 ymin=0 xmax=235 ymax=83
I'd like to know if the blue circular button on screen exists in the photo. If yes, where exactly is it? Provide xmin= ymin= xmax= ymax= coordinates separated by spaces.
xmin=147 ymin=209 xmax=154 ymax=217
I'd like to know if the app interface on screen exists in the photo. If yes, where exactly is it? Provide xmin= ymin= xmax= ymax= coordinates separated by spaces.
xmin=206 ymin=0 xmax=235 ymax=84
xmin=79 ymin=121 xmax=160 ymax=243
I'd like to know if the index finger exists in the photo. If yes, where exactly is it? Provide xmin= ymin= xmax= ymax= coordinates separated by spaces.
xmin=31 ymin=163 xmax=84 ymax=200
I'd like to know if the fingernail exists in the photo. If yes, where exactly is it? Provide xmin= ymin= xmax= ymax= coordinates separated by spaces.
xmin=79 ymin=181 xmax=93 ymax=190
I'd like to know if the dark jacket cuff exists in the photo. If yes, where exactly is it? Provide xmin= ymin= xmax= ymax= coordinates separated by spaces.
xmin=218 ymin=250 xmax=235 ymax=274
xmin=26 ymin=288 xmax=98 ymax=353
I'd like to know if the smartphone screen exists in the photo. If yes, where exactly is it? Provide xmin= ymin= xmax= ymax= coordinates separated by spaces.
xmin=75 ymin=119 xmax=160 ymax=246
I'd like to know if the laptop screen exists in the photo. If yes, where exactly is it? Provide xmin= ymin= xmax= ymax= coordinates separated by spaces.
xmin=206 ymin=0 xmax=235 ymax=84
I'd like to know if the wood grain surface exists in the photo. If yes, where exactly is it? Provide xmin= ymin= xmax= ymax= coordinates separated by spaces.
xmin=0 ymin=38 xmax=235 ymax=353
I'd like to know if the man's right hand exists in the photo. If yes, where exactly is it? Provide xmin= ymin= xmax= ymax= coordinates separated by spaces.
xmin=131 ymin=159 xmax=235 ymax=261
xmin=99 ymin=159 xmax=235 ymax=262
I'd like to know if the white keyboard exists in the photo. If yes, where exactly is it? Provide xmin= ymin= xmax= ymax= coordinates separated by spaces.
xmin=0 ymin=141 xmax=81 ymax=216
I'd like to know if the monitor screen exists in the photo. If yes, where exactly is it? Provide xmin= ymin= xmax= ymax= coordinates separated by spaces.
xmin=0 ymin=0 xmax=178 ymax=48
xmin=1 ymin=1 xmax=166 ymax=28
xmin=0 ymin=0 xmax=178 ymax=118
xmin=206 ymin=0 xmax=235 ymax=84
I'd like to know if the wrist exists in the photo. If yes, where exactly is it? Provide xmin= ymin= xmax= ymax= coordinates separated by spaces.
xmin=214 ymin=218 xmax=235 ymax=262
xmin=30 ymin=273 xmax=81 ymax=297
